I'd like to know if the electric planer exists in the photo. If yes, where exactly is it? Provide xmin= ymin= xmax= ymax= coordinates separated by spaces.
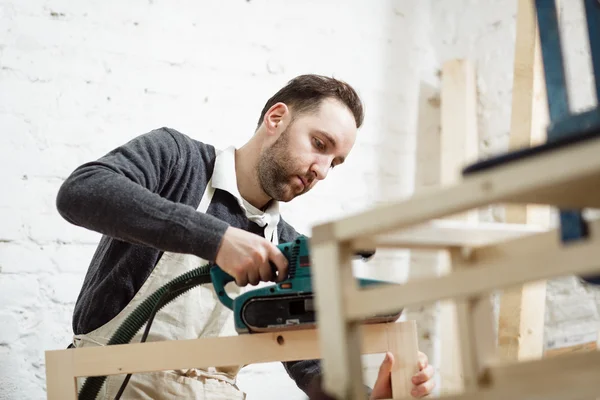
xmin=210 ymin=235 xmax=402 ymax=334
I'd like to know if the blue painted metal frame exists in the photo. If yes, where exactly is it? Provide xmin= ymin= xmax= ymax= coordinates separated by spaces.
xmin=584 ymin=0 xmax=600 ymax=103
xmin=534 ymin=0 xmax=599 ymax=244
xmin=534 ymin=0 xmax=570 ymax=122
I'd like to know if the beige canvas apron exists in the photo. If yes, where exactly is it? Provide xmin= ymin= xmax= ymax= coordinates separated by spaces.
xmin=72 ymin=155 xmax=279 ymax=400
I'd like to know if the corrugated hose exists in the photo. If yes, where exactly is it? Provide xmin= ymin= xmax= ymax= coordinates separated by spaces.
xmin=77 ymin=263 xmax=213 ymax=400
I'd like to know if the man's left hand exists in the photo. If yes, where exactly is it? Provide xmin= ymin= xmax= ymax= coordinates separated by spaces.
xmin=370 ymin=351 xmax=435 ymax=399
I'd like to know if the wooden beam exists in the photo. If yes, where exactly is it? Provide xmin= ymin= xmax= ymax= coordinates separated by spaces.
xmin=358 ymin=349 xmax=600 ymax=400
xmin=311 ymin=240 xmax=365 ymax=399
xmin=344 ymin=216 xmax=600 ymax=321
xmin=437 ymin=58 xmax=480 ymax=395
xmin=351 ymin=219 xmax=545 ymax=251
xmin=311 ymin=133 xmax=600 ymax=244
xmin=45 ymin=350 xmax=77 ymax=399
xmin=386 ymin=320 xmax=420 ymax=396
xmin=45 ymin=322 xmax=418 ymax=400
xmin=440 ymin=59 xmax=480 ymax=205
xmin=380 ymin=349 xmax=600 ymax=400
xmin=486 ymin=349 xmax=600 ymax=400
xmin=498 ymin=0 xmax=551 ymax=363
xmin=543 ymin=341 xmax=597 ymax=357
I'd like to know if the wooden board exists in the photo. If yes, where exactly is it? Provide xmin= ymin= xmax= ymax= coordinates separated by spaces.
xmin=345 ymin=216 xmax=600 ymax=320
xmin=498 ymin=0 xmax=551 ymax=364
xmin=352 ymin=219 xmax=545 ymax=251
xmin=376 ymin=349 xmax=600 ymax=400
xmin=543 ymin=341 xmax=597 ymax=357
xmin=45 ymin=321 xmax=419 ymax=400
xmin=438 ymin=58 xmax=480 ymax=395
xmin=346 ymin=345 xmax=600 ymax=400
xmin=311 ymin=240 xmax=366 ymax=398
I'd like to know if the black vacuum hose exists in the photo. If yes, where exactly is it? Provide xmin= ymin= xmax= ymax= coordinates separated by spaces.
xmin=77 ymin=263 xmax=213 ymax=400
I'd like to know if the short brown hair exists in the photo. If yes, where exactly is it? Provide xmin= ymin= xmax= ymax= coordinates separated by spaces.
xmin=257 ymin=74 xmax=364 ymax=130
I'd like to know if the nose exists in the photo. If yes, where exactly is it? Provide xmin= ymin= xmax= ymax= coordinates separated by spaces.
xmin=310 ymin=157 xmax=331 ymax=181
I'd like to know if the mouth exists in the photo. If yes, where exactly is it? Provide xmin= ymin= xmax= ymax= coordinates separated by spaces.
xmin=296 ymin=176 xmax=306 ymax=191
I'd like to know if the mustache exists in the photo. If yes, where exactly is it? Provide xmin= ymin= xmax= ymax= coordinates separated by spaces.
xmin=296 ymin=173 xmax=315 ymax=187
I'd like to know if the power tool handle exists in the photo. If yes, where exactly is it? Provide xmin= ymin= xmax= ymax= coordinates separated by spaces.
xmin=209 ymin=265 xmax=235 ymax=310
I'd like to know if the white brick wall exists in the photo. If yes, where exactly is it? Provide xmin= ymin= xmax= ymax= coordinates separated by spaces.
xmin=0 ymin=1 xmax=434 ymax=399
xmin=429 ymin=0 xmax=600 ymax=355
xmin=0 ymin=0 xmax=597 ymax=399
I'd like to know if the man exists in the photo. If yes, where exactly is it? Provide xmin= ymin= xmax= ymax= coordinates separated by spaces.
xmin=56 ymin=74 xmax=435 ymax=399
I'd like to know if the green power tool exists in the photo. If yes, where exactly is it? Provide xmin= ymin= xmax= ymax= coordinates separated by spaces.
xmin=210 ymin=235 xmax=402 ymax=334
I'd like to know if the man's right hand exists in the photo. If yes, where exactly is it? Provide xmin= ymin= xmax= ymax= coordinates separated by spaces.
xmin=214 ymin=226 xmax=289 ymax=286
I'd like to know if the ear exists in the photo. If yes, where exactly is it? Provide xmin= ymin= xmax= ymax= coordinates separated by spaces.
xmin=264 ymin=102 xmax=290 ymax=135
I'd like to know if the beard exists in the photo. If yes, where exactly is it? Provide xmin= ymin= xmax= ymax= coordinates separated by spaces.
xmin=256 ymin=127 xmax=305 ymax=201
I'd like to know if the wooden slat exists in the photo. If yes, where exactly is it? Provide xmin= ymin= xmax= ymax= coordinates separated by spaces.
xmin=352 ymin=219 xmax=544 ymax=251
xmin=344 ymin=217 xmax=600 ymax=321
xmin=46 ymin=322 xmax=406 ymax=379
xmin=45 ymin=322 xmax=419 ymax=400
xmin=438 ymin=58 xmax=480 ymax=395
xmin=487 ymin=349 xmax=600 ymax=400
xmin=376 ymin=343 xmax=600 ymax=400
xmin=440 ymin=59 xmax=480 ymax=222
xmin=544 ymin=341 xmax=597 ymax=357
xmin=386 ymin=320 xmax=420 ymax=397
xmin=310 ymin=241 xmax=365 ymax=400
xmin=449 ymin=247 xmax=498 ymax=393
xmin=312 ymin=134 xmax=600 ymax=244
xmin=45 ymin=350 xmax=78 ymax=400
xmin=498 ymin=0 xmax=551 ymax=363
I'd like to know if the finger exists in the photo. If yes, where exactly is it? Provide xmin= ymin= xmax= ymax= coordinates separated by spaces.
xmin=235 ymin=273 xmax=248 ymax=287
xmin=412 ymin=364 xmax=434 ymax=386
xmin=418 ymin=351 xmax=428 ymax=370
xmin=411 ymin=374 xmax=435 ymax=398
xmin=259 ymin=261 xmax=273 ymax=282
xmin=248 ymin=267 xmax=260 ymax=286
xmin=378 ymin=352 xmax=393 ymax=375
xmin=369 ymin=352 xmax=393 ymax=400
xmin=269 ymin=245 xmax=289 ymax=282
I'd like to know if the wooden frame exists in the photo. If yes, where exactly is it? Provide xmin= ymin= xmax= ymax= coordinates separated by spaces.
xmin=311 ymin=135 xmax=600 ymax=398
xmin=44 ymin=321 xmax=419 ymax=399
xmin=310 ymin=0 xmax=600 ymax=395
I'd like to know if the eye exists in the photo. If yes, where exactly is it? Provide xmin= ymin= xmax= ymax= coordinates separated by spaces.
xmin=313 ymin=137 xmax=326 ymax=151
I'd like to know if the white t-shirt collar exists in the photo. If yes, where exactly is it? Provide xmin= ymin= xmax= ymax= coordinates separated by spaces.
xmin=211 ymin=146 xmax=280 ymax=242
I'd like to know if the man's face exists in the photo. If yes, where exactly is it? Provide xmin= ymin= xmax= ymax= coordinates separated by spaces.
xmin=257 ymin=97 xmax=357 ymax=202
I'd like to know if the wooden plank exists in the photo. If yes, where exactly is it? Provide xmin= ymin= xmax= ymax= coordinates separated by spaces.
xmin=45 ymin=350 xmax=78 ymax=400
xmin=486 ymin=349 xmax=600 ymax=400
xmin=45 ymin=322 xmax=409 ymax=380
xmin=45 ymin=324 xmax=419 ymax=400
xmin=506 ymin=0 xmax=549 ymax=154
xmin=440 ymin=59 xmax=480 ymax=221
xmin=310 ymin=241 xmax=365 ymax=400
xmin=311 ymin=134 xmax=600 ymax=244
xmin=449 ymin=247 xmax=498 ymax=393
xmin=498 ymin=0 xmax=551 ymax=364
xmin=352 ymin=219 xmax=544 ymax=251
xmin=438 ymin=58 xmax=480 ymax=395
xmin=386 ymin=320 xmax=420 ymax=398
xmin=345 ymin=216 xmax=600 ymax=321
xmin=543 ymin=341 xmax=597 ymax=357
xmin=375 ymin=347 xmax=600 ymax=400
